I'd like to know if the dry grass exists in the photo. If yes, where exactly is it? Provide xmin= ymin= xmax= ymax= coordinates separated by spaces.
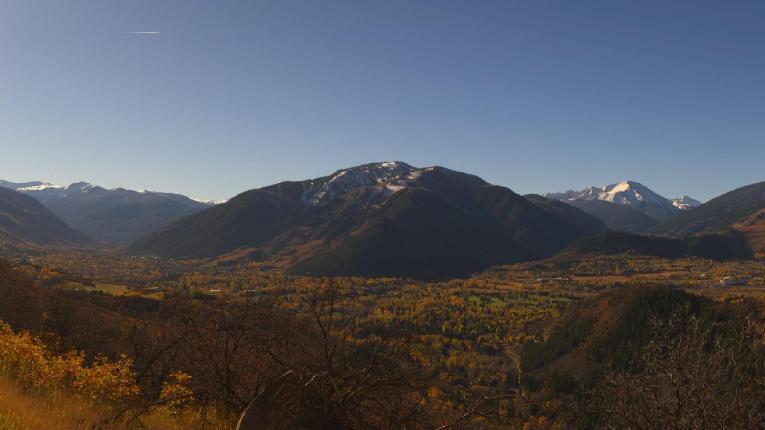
xmin=0 ymin=378 xmax=112 ymax=429
xmin=0 ymin=379 xmax=185 ymax=430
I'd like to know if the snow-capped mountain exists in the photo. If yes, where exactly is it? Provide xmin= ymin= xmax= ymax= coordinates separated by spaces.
xmin=546 ymin=181 xmax=697 ymax=221
xmin=1 ymin=181 xmax=99 ymax=204
xmin=129 ymin=161 xmax=607 ymax=279
xmin=0 ymin=180 xmax=214 ymax=244
xmin=548 ymin=181 xmax=672 ymax=208
xmin=0 ymin=180 xmax=215 ymax=207
xmin=671 ymin=195 xmax=702 ymax=210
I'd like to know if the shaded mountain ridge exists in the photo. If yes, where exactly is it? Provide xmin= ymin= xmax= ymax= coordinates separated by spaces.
xmin=0 ymin=180 xmax=214 ymax=245
xmin=651 ymin=181 xmax=765 ymax=254
xmin=0 ymin=187 xmax=92 ymax=246
xmin=129 ymin=162 xmax=608 ymax=279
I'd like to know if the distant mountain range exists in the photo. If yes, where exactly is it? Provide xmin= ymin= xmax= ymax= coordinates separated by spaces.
xmin=0 ymin=187 xmax=91 ymax=246
xmin=3 ymin=166 xmax=763 ymax=277
xmin=129 ymin=162 xmax=607 ymax=279
xmin=545 ymin=181 xmax=700 ymax=232
xmin=0 ymin=180 xmax=213 ymax=245
xmin=549 ymin=179 xmax=765 ymax=255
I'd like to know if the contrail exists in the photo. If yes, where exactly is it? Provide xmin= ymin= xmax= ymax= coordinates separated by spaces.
xmin=130 ymin=31 xmax=160 ymax=35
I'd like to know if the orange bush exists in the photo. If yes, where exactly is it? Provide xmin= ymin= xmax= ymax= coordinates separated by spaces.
xmin=0 ymin=321 xmax=140 ymax=411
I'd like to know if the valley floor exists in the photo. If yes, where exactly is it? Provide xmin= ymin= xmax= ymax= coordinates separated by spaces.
xmin=0 ymin=248 xmax=764 ymax=428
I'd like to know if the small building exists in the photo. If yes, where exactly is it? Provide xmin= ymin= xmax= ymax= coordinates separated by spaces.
xmin=718 ymin=277 xmax=745 ymax=287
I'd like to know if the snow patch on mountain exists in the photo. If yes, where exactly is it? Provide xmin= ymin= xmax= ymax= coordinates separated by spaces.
xmin=303 ymin=161 xmax=425 ymax=205
xmin=16 ymin=183 xmax=65 ymax=192
xmin=191 ymin=197 xmax=226 ymax=205
xmin=672 ymin=195 xmax=701 ymax=210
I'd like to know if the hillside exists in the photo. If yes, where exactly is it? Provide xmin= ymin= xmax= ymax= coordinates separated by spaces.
xmin=732 ymin=208 xmax=765 ymax=255
xmin=564 ymin=199 xmax=659 ymax=233
xmin=560 ymin=231 xmax=753 ymax=260
xmin=520 ymin=285 xmax=765 ymax=430
xmin=522 ymin=287 xmax=704 ymax=379
xmin=0 ymin=187 xmax=91 ymax=246
xmin=524 ymin=195 xmax=612 ymax=237
xmin=651 ymin=181 xmax=765 ymax=252
xmin=0 ymin=181 xmax=212 ymax=245
xmin=129 ymin=162 xmax=607 ymax=279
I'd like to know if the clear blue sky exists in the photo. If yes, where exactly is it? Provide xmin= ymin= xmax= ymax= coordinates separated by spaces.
xmin=1 ymin=1 xmax=763 ymax=202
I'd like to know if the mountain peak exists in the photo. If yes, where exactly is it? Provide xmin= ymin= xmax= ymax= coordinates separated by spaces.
xmin=598 ymin=180 xmax=668 ymax=207
xmin=608 ymin=180 xmax=647 ymax=191
xmin=304 ymin=161 xmax=422 ymax=205
xmin=65 ymin=182 xmax=98 ymax=192
xmin=546 ymin=180 xmax=689 ymax=221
